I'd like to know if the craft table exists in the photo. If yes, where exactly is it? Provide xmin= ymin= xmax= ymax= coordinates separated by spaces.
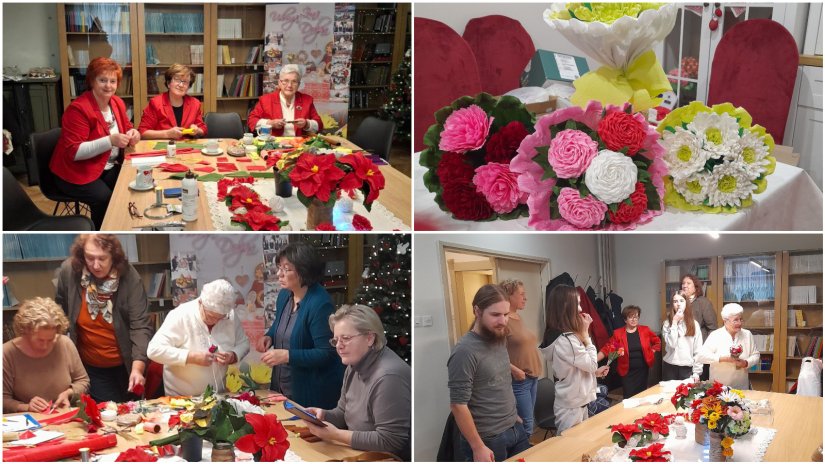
xmin=101 ymin=138 xmax=411 ymax=231
xmin=507 ymin=385 xmax=823 ymax=462
xmin=4 ymin=391 xmax=362 ymax=461
xmin=414 ymin=154 xmax=823 ymax=231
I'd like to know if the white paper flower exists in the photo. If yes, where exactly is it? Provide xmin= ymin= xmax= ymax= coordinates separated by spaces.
xmin=734 ymin=130 xmax=772 ymax=179
xmin=662 ymin=127 xmax=709 ymax=180
xmin=706 ymin=162 xmax=756 ymax=207
xmin=718 ymin=390 xmax=743 ymax=404
xmin=672 ymin=171 xmax=712 ymax=206
xmin=584 ymin=150 xmax=638 ymax=204
xmin=687 ymin=112 xmax=740 ymax=160
xmin=226 ymin=398 xmax=265 ymax=416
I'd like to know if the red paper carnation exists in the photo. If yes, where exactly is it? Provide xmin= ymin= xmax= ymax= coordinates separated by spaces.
xmin=129 ymin=383 xmax=145 ymax=397
xmin=352 ymin=214 xmax=373 ymax=231
xmin=436 ymin=151 xmax=474 ymax=185
xmin=315 ymin=222 xmax=336 ymax=231
xmin=597 ymin=111 xmax=647 ymax=156
xmin=441 ymin=181 xmax=494 ymax=220
xmin=485 ymin=121 xmax=529 ymax=164
xmin=208 ymin=344 xmax=218 ymax=354
xmin=608 ymin=182 xmax=648 ymax=224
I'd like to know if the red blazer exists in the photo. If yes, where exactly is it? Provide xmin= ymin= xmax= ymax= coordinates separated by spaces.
xmin=50 ymin=91 xmax=133 ymax=185
xmin=578 ymin=287 xmax=610 ymax=350
xmin=599 ymin=326 xmax=661 ymax=377
xmin=247 ymin=90 xmax=323 ymax=136
xmin=137 ymin=92 xmax=207 ymax=137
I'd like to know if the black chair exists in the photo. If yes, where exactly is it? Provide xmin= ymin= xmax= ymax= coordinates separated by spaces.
xmin=31 ymin=128 xmax=89 ymax=216
xmin=204 ymin=112 xmax=244 ymax=139
xmin=534 ymin=377 xmax=557 ymax=440
xmin=3 ymin=167 xmax=95 ymax=231
xmin=349 ymin=116 xmax=396 ymax=160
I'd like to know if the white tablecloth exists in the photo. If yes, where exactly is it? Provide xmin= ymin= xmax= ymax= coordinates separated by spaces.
xmin=414 ymin=153 xmax=823 ymax=231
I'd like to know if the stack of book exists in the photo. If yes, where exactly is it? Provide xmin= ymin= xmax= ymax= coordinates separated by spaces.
xmin=217 ymin=45 xmax=233 ymax=65
xmin=245 ymin=46 xmax=261 ymax=64
xmin=220 ymin=73 xmax=263 ymax=97
xmin=186 ymin=74 xmax=204 ymax=95
xmin=217 ymin=18 xmax=243 ymax=39
xmin=146 ymin=12 xmax=204 ymax=33
xmin=3 ymin=235 xmax=76 ymax=259
xmin=190 ymin=45 xmax=204 ymax=65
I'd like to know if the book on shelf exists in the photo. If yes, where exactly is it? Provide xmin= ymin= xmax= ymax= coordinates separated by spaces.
xmin=217 ymin=18 xmax=242 ymax=39
xmin=3 ymin=284 xmax=19 ymax=308
xmin=366 ymin=66 xmax=388 ymax=85
xmin=218 ymin=45 xmax=233 ymax=65
xmin=374 ymin=12 xmax=395 ymax=32
xmin=788 ymin=335 xmax=799 ymax=357
xmin=146 ymin=12 xmax=203 ymax=33
xmin=185 ymin=73 xmax=204 ymax=95
xmin=790 ymin=254 xmax=823 ymax=274
xmin=245 ymin=46 xmax=260 ymax=64
xmin=9 ymin=235 xmax=75 ymax=259
xmin=796 ymin=309 xmax=806 ymax=327
xmin=67 ymin=45 xmax=75 ymax=66
xmin=216 ymin=74 xmax=225 ymax=97
xmin=148 ymin=272 xmax=166 ymax=299
xmin=190 ymin=45 xmax=204 ymax=65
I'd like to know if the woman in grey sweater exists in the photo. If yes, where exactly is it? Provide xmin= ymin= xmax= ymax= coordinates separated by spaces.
xmin=304 ymin=304 xmax=410 ymax=460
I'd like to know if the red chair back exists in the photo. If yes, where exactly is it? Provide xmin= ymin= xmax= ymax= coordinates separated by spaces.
xmin=463 ymin=15 xmax=536 ymax=97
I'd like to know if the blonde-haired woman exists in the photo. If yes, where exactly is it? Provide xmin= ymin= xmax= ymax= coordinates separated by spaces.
xmin=500 ymin=279 xmax=542 ymax=437
xmin=3 ymin=298 xmax=89 ymax=413
xmin=302 ymin=304 xmax=410 ymax=460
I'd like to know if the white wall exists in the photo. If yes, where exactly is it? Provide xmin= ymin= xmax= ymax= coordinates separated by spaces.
xmin=413 ymin=234 xmax=600 ymax=462
xmin=3 ymin=4 xmax=60 ymax=72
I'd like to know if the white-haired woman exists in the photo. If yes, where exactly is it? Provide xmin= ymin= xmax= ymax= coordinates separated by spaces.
xmin=302 ymin=304 xmax=410 ymax=461
xmin=697 ymin=303 xmax=759 ymax=389
xmin=147 ymin=279 xmax=249 ymax=396
xmin=247 ymin=64 xmax=323 ymax=136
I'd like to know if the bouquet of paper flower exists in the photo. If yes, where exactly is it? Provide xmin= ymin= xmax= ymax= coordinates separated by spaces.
xmin=629 ymin=442 xmax=672 ymax=462
xmin=420 ymin=93 xmax=535 ymax=221
xmin=689 ymin=385 xmax=751 ymax=458
xmin=217 ymin=177 xmax=289 ymax=231
xmin=226 ymin=362 xmax=273 ymax=393
xmin=730 ymin=344 xmax=743 ymax=359
xmin=510 ymin=101 xmax=666 ymax=230
xmin=543 ymin=3 xmax=678 ymax=112
xmin=603 ymin=339 xmax=626 ymax=366
xmin=670 ymin=379 xmax=724 ymax=410
xmin=657 ymin=101 xmax=776 ymax=212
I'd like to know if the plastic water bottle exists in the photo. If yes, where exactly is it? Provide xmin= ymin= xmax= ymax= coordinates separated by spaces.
xmin=182 ymin=170 xmax=198 ymax=222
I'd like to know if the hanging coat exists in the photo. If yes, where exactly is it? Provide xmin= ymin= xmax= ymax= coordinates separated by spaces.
xmin=607 ymin=291 xmax=626 ymax=329
xmin=577 ymin=287 xmax=610 ymax=350
xmin=587 ymin=286 xmax=614 ymax=336
xmin=546 ymin=272 xmax=574 ymax=305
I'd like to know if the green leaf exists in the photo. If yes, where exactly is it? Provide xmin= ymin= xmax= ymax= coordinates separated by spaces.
xmin=422 ymin=124 xmax=442 ymax=155
xmin=608 ymin=203 xmax=619 ymax=213
xmin=565 ymin=119 xmax=578 ymax=131
xmin=531 ymin=147 xmax=557 ymax=180
xmin=578 ymin=183 xmax=590 ymax=198
xmin=498 ymin=205 xmax=529 ymax=220
xmin=296 ymin=191 xmax=312 ymax=208
xmin=433 ymin=106 xmax=453 ymax=126
xmin=250 ymin=171 xmax=274 ymax=179
xmin=225 ymin=171 xmax=251 ymax=178
xmin=197 ymin=173 xmax=224 ymax=182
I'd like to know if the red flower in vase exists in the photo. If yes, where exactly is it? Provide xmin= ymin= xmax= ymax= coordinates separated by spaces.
xmin=339 ymin=153 xmax=386 ymax=204
xmin=352 ymin=214 xmax=373 ymax=231
xmin=228 ymin=185 xmax=263 ymax=211
xmin=629 ymin=443 xmax=671 ymax=462
xmin=315 ymin=222 xmax=336 ymax=231
xmin=635 ymin=413 xmax=670 ymax=436
xmin=610 ymin=423 xmax=642 ymax=442
xmin=289 ymin=153 xmax=345 ymax=202
xmin=705 ymin=381 xmax=724 ymax=398
xmin=234 ymin=413 xmax=290 ymax=462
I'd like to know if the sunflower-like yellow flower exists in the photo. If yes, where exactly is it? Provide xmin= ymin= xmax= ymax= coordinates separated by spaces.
xmin=250 ymin=363 xmax=273 ymax=385
xmin=226 ymin=372 xmax=244 ymax=393
xmin=707 ymin=419 xmax=718 ymax=430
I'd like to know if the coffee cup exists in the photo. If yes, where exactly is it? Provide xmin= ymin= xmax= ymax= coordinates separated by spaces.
xmin=135 ymin=167 xmax=154 ymax=189
xmin=206 ymin=140 xmax=219 ymax=153
xmin=259 ymin=126 xmax=271 ymax=139
xmin=242 ymin=133 xmax=254 ymax=145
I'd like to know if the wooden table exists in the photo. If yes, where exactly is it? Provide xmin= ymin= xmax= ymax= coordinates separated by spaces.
xmin=7 ymin=392 xmax=362 ymax=461
xmin=101 ymin=137 xmax=411 ymax=230
xmin=509 ymin=385 xmax=823 ymax=462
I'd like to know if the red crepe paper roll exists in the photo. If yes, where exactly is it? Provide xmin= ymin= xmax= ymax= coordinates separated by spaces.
xmin=3 ymin=433 xmax=117 ymax=462
xmin=246 ymin=166 xmax=267 ymax=171
xmin=142 ymin=422 xmax=162 ymax=433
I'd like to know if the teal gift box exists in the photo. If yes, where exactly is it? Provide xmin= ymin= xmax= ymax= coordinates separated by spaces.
xmin=521 ymin=50 xmax=590 ymax=88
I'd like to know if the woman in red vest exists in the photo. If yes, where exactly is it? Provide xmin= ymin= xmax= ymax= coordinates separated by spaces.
xmin=247 ymin=64 xmax=323 ymax=136
xmin=50 ymin=57 xmax=141 ymax=229
xmin=597 ymin=305 xmax=661 ymax=398
xmin=138 ymin=64 xmax=207 ymax=139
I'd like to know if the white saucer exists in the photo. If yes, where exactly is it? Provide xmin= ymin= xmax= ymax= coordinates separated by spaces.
xmin=201 ymin=148 xmax=223 ymax=156
xmin=256 ymin=135 xmax=272 ymax=142
xmin=128 ymin=180 xmax=155 ymax=191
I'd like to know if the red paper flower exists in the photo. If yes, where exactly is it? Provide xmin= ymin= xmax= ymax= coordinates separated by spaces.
xmin=635 ymin=413 xmax=670 ymax=436
xmin=315 ymin=222 xmax=336 ymax=231
xmin=168 ymin=414 xmax=180 ymax=429
xmin=610 ymin=423 xmax=642 ymax=442
xmin=441 ymin=181 xmax=494 ymax=220
xmin=208 ymin=344 xmax=218 ymax=354
xmin=217 ymin=177 xmax=255 ymax=200
xmin=129 ymin=383 xmax=145 ymax=397
xmin=436 ymin=151 xmax=475 ymax=185
xmin=74 ymin=394 xmax=103 ymax=432
xmin=609 ymin=182 xmax=648 ymax=224
xmin=597 ymin=110 xmax=647 ymax=156
xmin=288 ymin=153 xmax=346 ymax=202
xmin=352 ymin=214 xmax=373 ymax=231
xmin=339 ymin=153 xmax=386 ymax=204
xmin=629 ymin=443 xmax=671 ymax=462
xmin=231 ymin=209 xmax=283 ymax=231
xmin=116 ymin=447 xmax=158 ymax=462
xmin=234 ymin=391 xmax=261 ymax=406
xmin=485 ymin=121 xmax=529 ymax=164
xmin=234 ymin=413 xmax=290 ymax=462
xmin=228 ymin=185 xmax=263 ymax=211
xmin=706 ymin=381 xmax=724 ymax=398
xmin=117 ymin=403 xmax=131 ymax=415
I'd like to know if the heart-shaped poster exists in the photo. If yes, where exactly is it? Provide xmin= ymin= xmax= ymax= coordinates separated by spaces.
xmin=310 ymin=49 xmax=322 ymax=59
xmin=235 ymin=275 xmax=249 ymax=288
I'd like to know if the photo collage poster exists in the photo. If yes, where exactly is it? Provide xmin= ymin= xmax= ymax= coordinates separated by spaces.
xmin=261 ymin=234 xmax=290 ymax=331
xmin=263 ymin=4 xmax=354 ymax=134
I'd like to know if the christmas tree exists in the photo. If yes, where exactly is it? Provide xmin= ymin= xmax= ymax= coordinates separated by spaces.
xmin=353 ymin=234 xmax=411 ymax=364
xmin=379 ymin=49 xmax=411 ymax=143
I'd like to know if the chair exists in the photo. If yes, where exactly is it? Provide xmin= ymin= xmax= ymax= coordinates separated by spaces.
xmin=143 ymin=360 xmax=165 ymax=400
xmin=204 ymin=112 xmax=244 ymax=139
xmin=707 ymin=19 xmax=799 ymax=143
xmin=462 ymin=15 xmax=536 ymax=96
xmin=3 ymin=167 xmax=95 ymax=231
xmin=349 ymin=116 xmax=396 ymax=160
xmin=413 ymin=17 xmax=482 ymax=152
xmin=534 ymin=377 xmax=557 ymax=440
xmin=31 ymin=128 xmax=89 ymax=216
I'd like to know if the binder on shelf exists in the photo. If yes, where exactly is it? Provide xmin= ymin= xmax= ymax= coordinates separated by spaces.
xmin=788 ymin=335 xmax=798 ymax=357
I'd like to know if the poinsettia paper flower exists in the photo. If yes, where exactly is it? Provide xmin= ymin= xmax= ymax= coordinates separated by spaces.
xmin=288 ymin=153 xmax=346 ymax=203
xmin=610 ymin=423 xmax=642 ymax=442
xmin=234 ymin=413 xmax=290 ymax=462
xmin=315 ymin=222 xmax=336 ymax=231
xmin=628 ymin=442 xmax=671 ymax=462
xmin=217 ymin=177 xmax=255 ymax=200
xmin=635 ymin=413 xmax=670 ymax=436
xmin=438 ymin=104 xmax=494 ymax=153
xmin=228 ymin=185 xmax=262 ymax=211
xmin=230 ymin=209 xmax=284 ymax=231
xmin=115 ymin=447 xmax=158 ymax=462
xmin=338 ymin=153 xmax=386 ymax=205
xmin=74 ymin=394 xmax=103 ymax=432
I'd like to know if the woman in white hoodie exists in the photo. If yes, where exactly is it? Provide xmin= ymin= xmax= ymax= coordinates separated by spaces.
xmin=661 ymin=291 xmax=704 ymax=381
xmin=540 ymin=284 xmax=609 ymax=434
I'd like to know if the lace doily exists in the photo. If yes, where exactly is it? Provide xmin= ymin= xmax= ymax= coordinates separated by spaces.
xmin=203 ymin=181 xmax=409 ymax=231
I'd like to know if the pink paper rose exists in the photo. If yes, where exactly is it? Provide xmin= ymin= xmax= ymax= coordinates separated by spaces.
xmin=726 ymin=406 xmax=744 ymax=421
xmin=473 ymin=163 xmax=524 ymax=214
xmin=548 ymin=129 xmax=599 ymax=178
xmin=439 ymin=105 xmax=494 ymax=153
xmin=557 ymin=187 xmax=608 ymax=229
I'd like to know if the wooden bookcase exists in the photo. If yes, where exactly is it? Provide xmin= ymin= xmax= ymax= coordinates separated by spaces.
xmin=660 ymin=257 xmax=718 ymax=325
xmin=288 ymin=234 xmax=364 ymax=306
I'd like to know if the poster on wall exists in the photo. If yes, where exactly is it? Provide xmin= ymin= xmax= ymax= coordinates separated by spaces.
xmin=170 ymin=252 xmax=198 ymax=306
xmin=263 ymin=3 xmax=354 ymax=134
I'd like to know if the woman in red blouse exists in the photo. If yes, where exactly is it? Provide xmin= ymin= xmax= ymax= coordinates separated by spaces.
xmin=597 ymin=305 xmax=661 ymax=398
xmin=50 ymin=57 xmax=140 ymax=229
xmin=247 ymin=64 xmax=323 ymax=136
xmin=138 ymin=64 xmax=207 ymax=139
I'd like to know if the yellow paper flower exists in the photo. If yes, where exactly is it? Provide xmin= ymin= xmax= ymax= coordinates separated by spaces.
xmin=226 ymin=373 xmax=243 ymax=393
xmin=572 ymin=5 xmax=595 ymax=21
xmin=721 ymin=437 xmax=734 ymax=448
xmin=321 ymin=113 xmax=339 ymax=130
xmin=707 ymin=419 xmax=718 ymax=430
xmin=729 ymin=389 xmax=745 ymax=399
xmin=250 ymin=363 xmax=273 ymax=385
xmin=722 ymin=447 xmax=734 ymax=457
xmin=195 ymin=418 xmax=209 ymax=428
xmin=180 ymin=412 xmax=194 ymax=424
xmin=227 ymin=364 xmax=241 ymax=376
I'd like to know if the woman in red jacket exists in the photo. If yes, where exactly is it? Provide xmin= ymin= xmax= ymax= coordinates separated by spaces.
xmin=138 ymin=64 xmax=207 ymax=139
xmin=50 ymin=57 xmax=141 ymax=229
xmin=247 ymin=64 xmax=323 ymax=136
xmin=597 ymin=305 xmax=661 ymax=398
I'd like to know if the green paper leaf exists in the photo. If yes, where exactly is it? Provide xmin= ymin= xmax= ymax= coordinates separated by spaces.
xmin=250 ymin=171 xmax=274 ymax=179
xmin=608 ymin=203 xmax=619 ymax=213
xmin=197 ymin=173 xmax=225 ymax=182
xmin=225 ymin=171 xmax=251 ymax=178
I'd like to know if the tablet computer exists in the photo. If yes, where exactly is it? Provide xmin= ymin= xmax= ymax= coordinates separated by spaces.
xmin=284 ymin=400 xmax=327 ymax=427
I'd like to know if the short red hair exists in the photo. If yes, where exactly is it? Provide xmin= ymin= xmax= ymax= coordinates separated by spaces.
xmin=85 ymin=57 xmax=122 ymax=90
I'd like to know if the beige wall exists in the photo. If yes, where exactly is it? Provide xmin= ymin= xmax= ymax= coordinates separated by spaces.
xmin=3 ymin=4 xmax=60 ymax=72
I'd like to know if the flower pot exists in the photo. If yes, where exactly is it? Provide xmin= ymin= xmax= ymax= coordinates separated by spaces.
xmin=211 ymin=441 xmax=236 ymax=462
xmin=694 ymin=422 xmax=708 ymax=446
xmin=306 ymin=199 xmax=333 ymax=230
xmin=273 ymin=168 xmax=293 ymax=198
xmin=708 ymin=432 xmax=726 ymax=462
xmin=181 ymin=435 xmax=203 ymax=462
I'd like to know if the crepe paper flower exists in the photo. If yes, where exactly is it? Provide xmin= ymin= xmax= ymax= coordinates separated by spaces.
xmin=584 ymin=150 xmax=638 ymax=204
xmin=661 ymin=127 xmax=708 ymax=180
xmin=438 ymin=104 xmax=494 ymax=153
xmin=227 ymin=185 xmax=263 ymax=211
xmin=557 ymin=188 xmax=608 ymax=229
xmin=706 ymin=162 xmax=756 ymax=207
xmin=736 ymin=130 xmax=772 ymax=179
xmin=628 ymin=443 xmax=671 ymax=462
xmin=597 ymin=110 xmax=648 ymax=155
xmin=117 ymin=403 xmax=131 ymax=415
xmin=288 ymin=153 xmax=346 ymax=203
xmin=231 ymin=209 xmax=285 ymax=231
xmin=129 ymin=383 xmax=145 ymax=397
xmin=352 ymin=214 xmax=373 ymax=231
xmin=208 ymin=344 xmax=219 ymax=354
xmin=226 ymin=371 xmax=244 ymax=393
xmin=547 ymin=129 xmax=599 ymax=178
xmin=249 ymin=364 xmax=273 ymax=385
xmin=726 ymin=406 xmax=744 ymax=421
xmin=442 ymin=181 xmax=495 ymax=221
xmin=687 ymin=112 xmax=741 ymax=159
xmin=234 ymin=391 xmax=262 ymax=407
xmin=217 ymin=177 xmax=255 ymax=200
xmin=315 ymin=222 xmax=336 ymax=231
xmin=234 ymin=413 xmax=290 ymax=462
xmin=635 ymin=413 xmax=670 ymax=436
xmin=437 ymin=151 xmax=476 ymax=185
xmin=473 ymin=163 xmax=524 ymax=214
xmin=609 ymin=182 xmax=649 ymax=224
xmin=485 ymin=121 xmax=530 ymax=164
xmin=116 ymin=447 xmax=159 ymax=462
xmin=338 ymin=153 xmax=386 ymax=205
xmin=73 ymin=394 xmax=104 ymax=433
xmin=671 ymin=171 xmax=711 ymax=206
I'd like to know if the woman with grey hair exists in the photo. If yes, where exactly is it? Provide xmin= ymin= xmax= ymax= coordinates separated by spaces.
xmin=302 ymin=304 xmax=411 ymax=461
xmin=697 ymin=303 xmax=759 ymax=389
xmin=247 ymin=63 xmax=323 ymax=136
xmin=147 ymin=279 xmax=250 ymax=396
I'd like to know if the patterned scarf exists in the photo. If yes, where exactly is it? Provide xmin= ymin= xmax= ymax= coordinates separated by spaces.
xmin=80 ymin=267 xmax=119 ymax=323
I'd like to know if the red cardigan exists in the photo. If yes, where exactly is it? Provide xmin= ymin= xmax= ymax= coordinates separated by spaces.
xmin=599 ymin=326 xmax=661 ymax=377
xmin=50 ymin=91 xmax=133 ymax=185
xmin=137 ymin=92 xmax=207 ymax=137
xmin=247 ymin=90 xmax=323 ymax=136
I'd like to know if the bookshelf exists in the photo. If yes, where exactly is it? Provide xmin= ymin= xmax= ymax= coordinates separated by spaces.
xmin=288 ymin=234 xmax=364 ymax=307
xmin=780 ymin=249 xmax=823 ymax=393
xmin=660 ymin=257 xmax=718 ymax=324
